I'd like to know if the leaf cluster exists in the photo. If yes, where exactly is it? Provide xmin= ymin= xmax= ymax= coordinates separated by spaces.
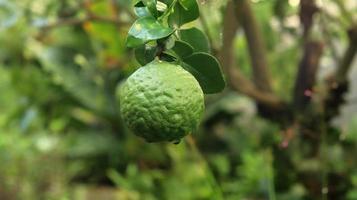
xmin=127 ymin=0 xmax=225 ymax=94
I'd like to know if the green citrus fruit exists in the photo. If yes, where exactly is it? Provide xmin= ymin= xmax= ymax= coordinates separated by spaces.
xmin=118 ymin=60 xmax=204 ymax=143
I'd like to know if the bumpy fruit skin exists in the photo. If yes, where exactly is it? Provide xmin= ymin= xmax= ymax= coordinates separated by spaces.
xmin=118 ymin=60 xmax=204 ymax=142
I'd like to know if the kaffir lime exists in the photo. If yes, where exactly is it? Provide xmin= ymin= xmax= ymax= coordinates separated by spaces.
xmin=118 ymin=60 xmax=204 ymax=143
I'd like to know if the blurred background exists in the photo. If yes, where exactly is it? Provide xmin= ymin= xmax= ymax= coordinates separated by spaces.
xmin=0 ymin=0 xmax=356 ymax=199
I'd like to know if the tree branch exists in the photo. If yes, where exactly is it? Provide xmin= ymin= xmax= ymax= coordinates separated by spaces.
xmin=219 ymin=1 xmax=284 ymax=109
xmin=333 ymin=0 xmax=354 ymax=25
xmin=233 ymin=0 xmax=273 ymax=93
xmin=324 ymin=25 xmax=357 ymax=121
xmin=293 ymin=0 xmax=323 ymax=111
xmin=336 ymin=26 xmax=357 ymax=83
xmin=199 ymin=14 xmax=218 ymax=54
xmin=299 ymin=0 xmax=319 ymax=38
xmin=293 ymin=41 xmax=324 ymax=110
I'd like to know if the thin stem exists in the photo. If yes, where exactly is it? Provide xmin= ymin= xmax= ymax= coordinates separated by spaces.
xmin=333 ymin=0 xmax=354 ymax=25
xmin=186 ymin=135 xmax=224 ymax=200
xmin=199 ymin=14 xmax=216 ymax=52
xmin=267 ymin=149 xmax=276 ymax=200
xmin=158 ymin=0 xmax=178 ymax=22
xmin=233 ymin=0 xmax=273 ymax=93
xmin=336 ymin=26 xmax=357 ymax=83
xmin=220 ymin=0 xmax=285 ymax=109
xmin=319 ymin=2 xmax=340 ymax=65
xmin=319 ymin=103 xmax=329 ymax=200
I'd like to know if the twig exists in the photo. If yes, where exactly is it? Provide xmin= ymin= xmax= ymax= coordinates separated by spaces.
xmin=228 ymin=66 xmax=285 ymax=109
xmin=319 ymin=5 xmax=339 ymax=64
xmin=320 ymin=24 xmax=339 ymax=67
xmin=323 ymin=26 xmax=357 ymax=121
xmin=199 ymin=13 xmax=217 ymax=53
xmin=336 ymin=26 xmax=357 ymax=83
xmin=219 ymin=1 xmax=284 ymax=109
xmin=233 ymin=0 xmax=273 ymax=93
xmin=333 ymin=0 xmax=354 ymax=25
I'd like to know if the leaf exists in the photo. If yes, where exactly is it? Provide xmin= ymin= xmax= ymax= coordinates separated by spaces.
xmin=126 ymin=16 xmax=174 ymax=48
xmin=142 ymin=0 xmax=158 ymax=17
xmin=36 ymin=47 xmax=110 ymax=113
xmin=160 ymin=0 xmax=174 ymax=6
xmin=179 ymin=28 xmax=210 ymax=53
xmin=134 ymin=1 xmax=152 ymax=17
xmin=179 ymin=0 xmax=196 ymax=10
xmin=156 ymin=1 xmax=168 ymax=12
xmin=171 ymin=40 xmax=193 ymax=59
xmin=164 ymin=36 xmax=176 ymax=49
xmin=134 ymin=45 xmax=157 ymax=66
xmin=183 ymin=52 xmax=225 ymax=94
xmin=126 ymin=36 xmax=146 ymax=48
xmin=160 ymin=52 xmax=177 ymax=62
xmin=168 ymin=0 xmax=199 ymax=27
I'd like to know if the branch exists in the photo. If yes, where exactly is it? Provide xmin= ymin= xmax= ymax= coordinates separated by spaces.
xmin=293 ymin=0 xmax=323 ymax=111
xmin=233 ymin=0 xmax=273 ymax=92
xmin=323 ymin=26 xmax=357 ymax=121
xmin=219 ymin=1 xmax=284 ymax=109
xmin=336 ymin=26 xmax=357 ymax=83
xmin=333 ymin=0 xmax=354 ymax=25
xmin=293 ymin=41 xmax=324 ymax=110
xmin=320 ymin=9 xmax=340 ymax=65
xmin=299 ymin=0 xmax=319 ymax=38
xmin=199 ymin=14 xmax=218 ymax=54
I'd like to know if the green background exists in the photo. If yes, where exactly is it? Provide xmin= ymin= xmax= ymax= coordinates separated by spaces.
xmin=0 ymin=0 xmax=356 ymax=199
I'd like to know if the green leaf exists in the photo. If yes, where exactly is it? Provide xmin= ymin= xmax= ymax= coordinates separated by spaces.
xmin=164 ymin=36 xmax=176 ymax=49
xmin=168 ymin=0 xmax=199 ymax=27
xmin=160 ymin=0 xmax=174 ymax=6
xmin=126 ymin=36 xmax=146 ymax=48
xmin=156 ymin=1 xmax=168 ymax=12
xmin=134 ymin=7 xmax=151 ymax=17
xmin=133 ymin=0 xmax=144 ymax=5
xmin=183 ymin=52 xmax=225 ymax=94
xmin=160 ymin=52 xmax=177 ymax=62
xmin=126 ymin=16 xmax=174 ymax=48
xmin=178 ymin=0 xmax=195 ymax=10
xmin=36 ymin=47 xmax=111 ymax=113
xmin=142 ymin=0 xmax=158 ymax=17
xmin=179 ymin=28 xmax=210 ymax=53
xmin=134 ymin=45 xmax=157 ymax=66
xmin=134 ymin=1 xmax=152 ymax=17
xmin=171 ymin=40 xmax=194 ymax=59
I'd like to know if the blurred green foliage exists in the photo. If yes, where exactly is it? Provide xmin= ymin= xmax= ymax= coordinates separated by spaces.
xmin=0 ymin=0 xmax=356 ymax=199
